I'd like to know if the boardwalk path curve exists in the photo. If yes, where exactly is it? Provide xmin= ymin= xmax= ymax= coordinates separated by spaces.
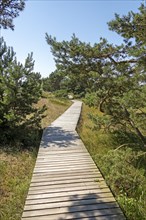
xmin=22 ymin=100 xmax=125 ymax=220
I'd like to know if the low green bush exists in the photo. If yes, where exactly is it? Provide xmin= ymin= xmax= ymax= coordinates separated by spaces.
xmin=84 ymin=92 xmax=99 ymax=107
xmin=54 ymin=89 xmax=68 ymax=98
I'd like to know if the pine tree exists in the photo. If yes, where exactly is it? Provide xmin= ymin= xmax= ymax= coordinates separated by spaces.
xmin=46 ymin=4 xmax=146 ymax=145
xmin=108 ymin=4 xmax=146 ymax=69
xmin=0 ymin=37 xmax=45 ymax=141
xmin=0 ymin=0 xmax=25 ymax=30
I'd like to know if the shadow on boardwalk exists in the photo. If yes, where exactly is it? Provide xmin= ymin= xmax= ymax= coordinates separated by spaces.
xmin=40 ymin=126 xmax=79 ymax=148
xmin=57 ymin=193 xmax=125 ymax=220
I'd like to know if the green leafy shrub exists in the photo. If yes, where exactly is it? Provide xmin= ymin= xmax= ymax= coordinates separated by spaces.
xmin=118 ymin=193 xmax=146 ymax=220
xmin=54 ymin=89 xmax=68 ymax=98
xmin=84 ymin=92 xmax=99 ymax=107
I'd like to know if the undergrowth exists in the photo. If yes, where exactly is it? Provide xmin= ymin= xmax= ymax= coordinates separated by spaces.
xmin=77 ymin=103 xmax=146 ymax=220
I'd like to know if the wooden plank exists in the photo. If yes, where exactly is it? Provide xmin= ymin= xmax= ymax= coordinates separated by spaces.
xmin=34 ymin=163 xmax=95 ymax=168
xmin=24 ymin=200 xmax=118 ymax=211
xmin=28 ymin=181 xmax=105 ymax=192
xmin=37 ymin=154 xmax=90 ymax=159
xmin=34 ymin=162 xmax=96 ymax=168
xmin=30 ymin=177 xmax=103 ymax=186
xmin=31 ymin=173 xmax=102 ymax=182
xmin=22 ymin=214 xmax=125 ymax=220
xmin=35 ymin=159 xmax=94 ymax=165
xmin=33 ymin=169 xmax=100 ymax=175
xmin=32 ymin=169 xmax=101 ymax=178
xmin=27 ymin=184 xmax=109 ymax=195
xmin=33 ymin=165 xmax=97 ymax=172
xmin=27 ymin=188 xmax=112 ymax=200
xmin=30 ymin=177 xmax=104 ymax=187
xmin=22 ymin=206 xmax=122 ymax=218
xmin=25 ymin=193 xmax=115 ymax=205
xmin=36 ymin=158 xmax=92 ymax=163
xmin=34 ymin=166 xmax=97 ymax=174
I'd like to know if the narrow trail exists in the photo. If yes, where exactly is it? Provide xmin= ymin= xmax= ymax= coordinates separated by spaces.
xmin=22 ymin=100 xmax=125 ymax=220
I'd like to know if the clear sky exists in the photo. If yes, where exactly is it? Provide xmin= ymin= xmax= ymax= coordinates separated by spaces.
xmin=0 ymin=0 xmax=142 ymax=78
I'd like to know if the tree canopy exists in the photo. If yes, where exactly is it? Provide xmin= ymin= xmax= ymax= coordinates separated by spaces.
xmin=0 ymin=0 xmax=25 ymax=30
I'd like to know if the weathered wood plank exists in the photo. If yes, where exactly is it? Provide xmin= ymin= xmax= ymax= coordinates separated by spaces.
xmin=24 ymin=201 xmax=119 ymax=212
xmin=32 ymin=170 xmax=101 ymax=178
xmin=35 ymin=159 xmax=94 ymax=165
xmin=27 ymin=184 xmax=110 ymax=195
xmin=23 ymin=206 xmax=123 ymax=218
xmin=28 ymin=181 xmax=106 ymax=192
xmin=30 ymin=178 xmax=104 ymax=187
xmin=25 ymin=193 xmax=115 ymax=205
xmin=33 ymin=168 xmax=100 ymax=175
xmin=34 ymin=163 xmax=95 ymax=168
xmin=33 ymin=167 xmax=96 ymax=173
xmin=22 ymin=214 xmax=125 ymax=220
xmin=31 ymin=173 xmax=102 ymax=182
xmin=26 ymin=189 xmax=114 ymax=200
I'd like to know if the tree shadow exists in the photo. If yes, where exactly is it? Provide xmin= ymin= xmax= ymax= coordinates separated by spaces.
xmin=40 ymin=126 xmax=80 ymax=148
xmin=58 ymin=193 xmax=125 ymax=220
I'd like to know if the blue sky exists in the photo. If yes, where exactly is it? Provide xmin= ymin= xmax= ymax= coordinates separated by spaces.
xmin=1 ymin=0 xmax=142 ymax=78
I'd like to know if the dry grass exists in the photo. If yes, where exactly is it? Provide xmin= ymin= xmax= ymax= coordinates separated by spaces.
xmin=77 ymin=103 xmax=114 ymax=157
xmin=0 ymin=151 xmax=35 ymax=220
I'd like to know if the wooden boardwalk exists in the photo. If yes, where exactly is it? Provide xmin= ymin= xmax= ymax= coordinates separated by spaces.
xmin=22 ymin=101 xmax=126 ymax=220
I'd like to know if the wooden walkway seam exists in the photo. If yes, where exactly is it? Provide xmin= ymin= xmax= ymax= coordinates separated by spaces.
xmin=22 ymin=100 xmax=126 ymax=220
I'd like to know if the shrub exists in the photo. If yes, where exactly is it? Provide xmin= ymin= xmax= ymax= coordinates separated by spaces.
xmin=96 ymin=148 xmax=146 ymax=219
xmin=54 ymin=89 xmax=68 ymax=98
xmin=84 ymin=92 xmax=99 ymax=107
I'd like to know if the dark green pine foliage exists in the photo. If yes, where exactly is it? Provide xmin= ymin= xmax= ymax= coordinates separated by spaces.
xmin=43 ymin=70 xmax=65 ymax=92
xmin=46 ymin=34 xmax=119 ymax=96
xmin=105 ymin=4 xmax=146 ymax=145
xmin=0 ymin=37 xmax=46 ymax=143
xmin=108 ymin=4 xmax=146 ymax=69
xmin=0 ymin=0 xmax=25 ymax=30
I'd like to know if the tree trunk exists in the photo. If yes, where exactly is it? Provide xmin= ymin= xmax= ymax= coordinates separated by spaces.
xmin=99 ymin=99 xmax=105 ymax=113
xmin=129 ymin=119 xmax=146 ymax=145
xmin=123 ymin=106 xmax=146 ymax=145
xmin=98 ymin=89 xmax=111 ymax=113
